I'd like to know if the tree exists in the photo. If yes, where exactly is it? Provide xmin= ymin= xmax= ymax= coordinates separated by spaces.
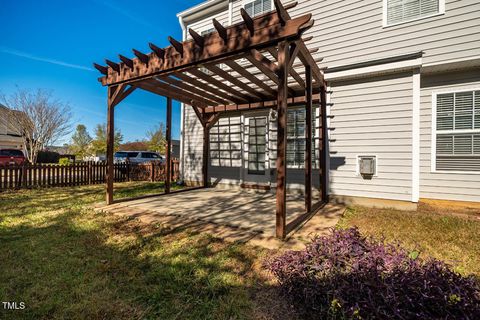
xmin=146 ymin=122 xmax=166 ymax=154
xmin=91 ymin=123 xmax=123 ymax=155
xmin=69 ymin=124 xmax=92 ymax=159
xmin=120 ymin=140 xmax=149 ymax=151
xmin=2 ymin=88 xmax=72 ymax=163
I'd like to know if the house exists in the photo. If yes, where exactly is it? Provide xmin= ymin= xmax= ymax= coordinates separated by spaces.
xmin=0 ymin=104 xmax=24 ymax=150
xmin=177 ymin=0 xmax=480 ymax=207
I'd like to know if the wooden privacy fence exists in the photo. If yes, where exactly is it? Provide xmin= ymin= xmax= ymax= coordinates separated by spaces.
xmin=0 ymin=159 xmax=180 ymax=191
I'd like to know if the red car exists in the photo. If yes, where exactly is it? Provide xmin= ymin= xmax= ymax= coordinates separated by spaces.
xmin=0 ymin=149 xmax=26 ymax=165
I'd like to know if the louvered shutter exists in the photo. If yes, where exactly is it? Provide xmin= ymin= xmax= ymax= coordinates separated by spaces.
xmin=454 ymin=91 xmax=473 ymax=130
xmin=475 ymin=91 xmax=480 ymax=129
xmin=387 ymin=0 xmax=439 ymax=25
xmin=245 ymin=0 xmax=271 ymax=18
xmin=245 ymin=2 xmax=254 ymax=16
xmin=435 ymin=91 xmax=480 ymax=171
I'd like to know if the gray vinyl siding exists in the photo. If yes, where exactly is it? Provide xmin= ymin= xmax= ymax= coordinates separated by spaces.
xmin=419 ymin=68 xmax=480 ymax=202
xmin=184 ymin=6 xmax=229 ymax=33
xmin=328 ymin=72 xmax=414 ymax=201
xmin=231 ymin=0 xmax=480 ymax=67
xmin=182 ymin=105 xmax=204 ymax=183
xmin=181 ymin=8 xmax=231 ymax=184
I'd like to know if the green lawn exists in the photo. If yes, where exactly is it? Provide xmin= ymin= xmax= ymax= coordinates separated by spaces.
xmin=1 ymin=184 xmax=479 ymax=319
xmin=338 ymin=205 xmax=480 ymax=276
xmin=0 ymin=183 xmax=268 ymax=320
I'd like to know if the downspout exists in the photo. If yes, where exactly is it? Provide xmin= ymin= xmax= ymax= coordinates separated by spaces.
xmin=228 ymin=0 xmax=233 ymax=25
xmin=178 ymin=15 xmax=187 ymax=182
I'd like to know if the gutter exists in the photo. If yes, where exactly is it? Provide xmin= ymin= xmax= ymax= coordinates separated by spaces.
xmin=177 ymin=0 xmax=225 ymax=20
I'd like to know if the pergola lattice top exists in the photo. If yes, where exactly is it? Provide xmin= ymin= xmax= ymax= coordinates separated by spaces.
xmin=94 ymin=0 xmax=325 ymax=115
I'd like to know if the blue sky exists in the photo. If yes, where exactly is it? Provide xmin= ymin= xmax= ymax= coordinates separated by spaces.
xmin=0 ymin=0 xmax=204 ymax=144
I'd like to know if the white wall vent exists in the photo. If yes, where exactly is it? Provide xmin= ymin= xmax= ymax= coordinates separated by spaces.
xmin=358 ymin=156 xmax=376 ymax=178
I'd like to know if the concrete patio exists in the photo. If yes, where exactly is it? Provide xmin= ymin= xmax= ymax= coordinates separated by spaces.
xmin=97 ymin=188 xmax=345 ymax=249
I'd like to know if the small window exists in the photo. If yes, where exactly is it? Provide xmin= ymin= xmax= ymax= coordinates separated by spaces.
xmin=244 ymin=0 xmax=271 ymax=17
xmin=434 ymin=90 xmax=480 ymax=172
xmin=286 ymin=108 xmax=317 ymax=168
xmin=384 ymin=0 xmax=442 ymax=26
xmin=127 ymin=152 xmax=139 ymax=158
xmin=210 ymin=116 xmax=242 ymax=167
xmin=248 ymin=116 xmax=267 ymax=174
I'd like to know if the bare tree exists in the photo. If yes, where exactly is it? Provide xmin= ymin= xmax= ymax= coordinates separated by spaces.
xmin=2 ymin=88 xmax=72 ymax=163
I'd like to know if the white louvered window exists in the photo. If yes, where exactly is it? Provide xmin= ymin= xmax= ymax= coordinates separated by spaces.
xmin=385 ymin=0 xmax=442 ymax=26
xmin=244 ymin=0 xmax=272 ymax=17
xmin=434 ymin=90 xmax=480 ymax=172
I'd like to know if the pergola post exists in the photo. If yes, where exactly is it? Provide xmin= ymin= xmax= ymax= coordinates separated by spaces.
xmin=105 ymin=84 xmax=135 ymax=205
xmin=165 ymin=97 xmax=172 ymax=193
xmin=275 ymin=41 xmax=290 ymax=239
xmin=320 ymin=85 xmax=329 ymax=202
xmin=304 ymin=65 xmax=312 ymax=212
xmin=106 ymin=86 xmax=115 ymax=205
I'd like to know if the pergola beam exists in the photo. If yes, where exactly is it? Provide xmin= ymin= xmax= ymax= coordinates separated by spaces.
xmin=188 ymin=69 xmax=251 ymax=103
xmin=223 ymin=60 xmax=277 ymax=97
xmin=267 ymin=45 xmax=305 ymax=89
xmin=158 ymin=75 xmax=229 ymax=105
xmin=145 ymin=78 xmax=218 ymax=106
xmin=174 ymin=72 xmax=238 ymax=104
xmin=203 ymin=92 xmax=321 ymax=113
xmin=132 ymin=81 xmax=206 ymax=108
xmin=99 ymin=11 xmax=313 ymax=86
xmin=203 ymin=64 xmax=267 ymax=100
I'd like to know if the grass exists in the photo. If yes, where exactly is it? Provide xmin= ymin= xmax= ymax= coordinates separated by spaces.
xmin=338 ymin=204 xmax=480 ymax=276
xmin=1 ymin=183 xmax=479 ymax=319
xmin=0 ymin=183 xmax=269 ymax=320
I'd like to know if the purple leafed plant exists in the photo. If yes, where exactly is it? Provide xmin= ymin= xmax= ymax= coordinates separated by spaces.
xmin=265 ymin=227 xmax=480 ymax=319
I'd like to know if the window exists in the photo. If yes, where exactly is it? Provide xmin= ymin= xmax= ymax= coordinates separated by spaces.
xmin=247 ymin=116 xmax=267 ymax=174
xmin=384 ymin=0 xmax=443 ymax=26
xmin=286 ymin=108 xmax=317 ymax=168
xmin=434 ymin=90 xmax=480 ymax=172
xmin=244 ymin=0 xmax=271 ymax=17
xmin=210 ymin=116 xmax=242 ymax=167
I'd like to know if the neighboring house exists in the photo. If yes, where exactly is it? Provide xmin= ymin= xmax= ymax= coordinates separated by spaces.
xmin=177 ymin=0 xmax=480 ymax=205
xmin=0 ymin=104 xmax=24 ymax=150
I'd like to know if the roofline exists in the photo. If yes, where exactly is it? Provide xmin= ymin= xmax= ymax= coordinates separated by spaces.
xmin=176 ymin=0 xmax=225 ymax=19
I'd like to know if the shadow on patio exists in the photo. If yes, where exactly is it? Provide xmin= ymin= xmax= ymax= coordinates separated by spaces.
xmin=97 ymin=188 xmax=345 ymax=249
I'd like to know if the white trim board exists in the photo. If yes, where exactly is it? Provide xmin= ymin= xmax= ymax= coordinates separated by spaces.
xmin=325 ymin=57 xmax=423 ymax=81
xmin=412 ymin=69 xmax=420 ymax=202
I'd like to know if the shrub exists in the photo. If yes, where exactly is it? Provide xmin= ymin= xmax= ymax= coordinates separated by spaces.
xmin=58 ymin=157 xmax=70 ymax=165
xmin=265 ymin=228 xmax=480 ymax=319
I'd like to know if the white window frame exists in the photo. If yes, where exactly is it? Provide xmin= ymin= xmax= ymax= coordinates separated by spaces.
xmin=431 ymin=87 xmax=480 ymax=175
xmin=243 ymin=0 xmax=273 ymax=17
xmin=382 ymin=0 xmax=445 ymax=28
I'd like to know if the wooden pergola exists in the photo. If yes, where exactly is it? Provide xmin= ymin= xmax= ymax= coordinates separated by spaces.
xmin=94 ymin=0 xmax=328 ymax=239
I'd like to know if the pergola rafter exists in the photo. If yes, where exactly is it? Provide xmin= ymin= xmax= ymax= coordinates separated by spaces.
xmin=95 ymin=0 xmax=328 ymax=239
